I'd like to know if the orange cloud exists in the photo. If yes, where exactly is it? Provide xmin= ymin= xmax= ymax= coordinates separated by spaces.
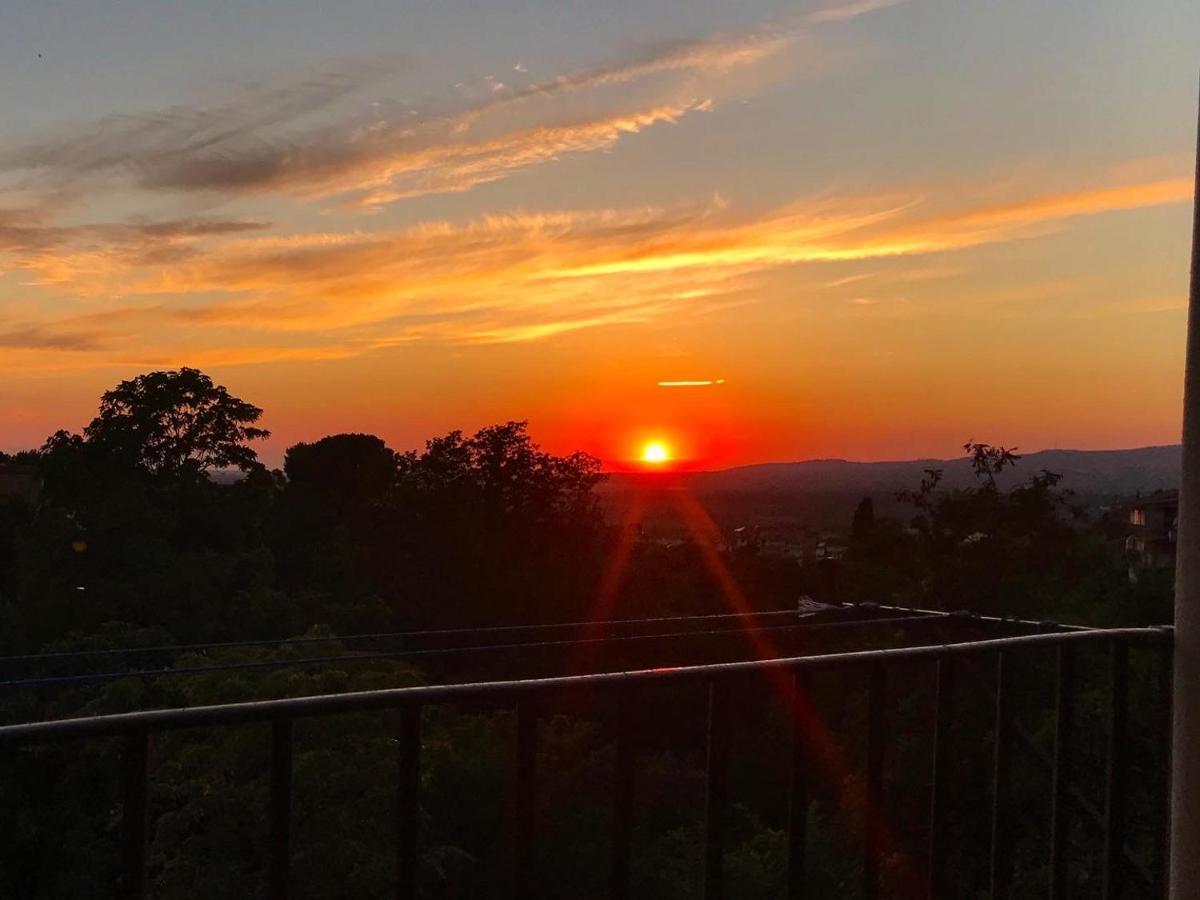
xmin=2 ymin=216 xmax=268 ymax=289
xmin=338 ymin=100 xmax=714 ymax=208
xmin=460 ymin=29 xmax=792 ymax=122
xmin=0 ymin=164 xmax=1188 ymax=372
xmin=807 ymin=0 xmax=909 ymax=24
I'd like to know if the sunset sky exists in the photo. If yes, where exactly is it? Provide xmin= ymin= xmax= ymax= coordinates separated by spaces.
xmin=2 ymin=0 xmax=1198 ymax=469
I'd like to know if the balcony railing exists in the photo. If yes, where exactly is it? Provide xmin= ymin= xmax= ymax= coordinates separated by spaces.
xmin=0 ymin=623 xmax=1172 ymax=900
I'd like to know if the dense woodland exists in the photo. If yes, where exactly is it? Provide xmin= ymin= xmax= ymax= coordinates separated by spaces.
xmin=0 ymin=369 xmax=1173 ymax=898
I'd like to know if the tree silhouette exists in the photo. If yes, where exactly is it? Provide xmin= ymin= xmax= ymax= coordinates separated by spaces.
xmin=81 ymin=368 xmax=269 ymax=477
xmin=272 ymin=434 xmax=401 ymax=625
xmin=395 ymin=421 xmax=606 ymax=625
xmin=851 ymin=497 xmax=875 ymax=542
xmin=283 ymin=433 xmax=398 ymax=511
xmin=964 ymin=441 xmax=1020 ymax=490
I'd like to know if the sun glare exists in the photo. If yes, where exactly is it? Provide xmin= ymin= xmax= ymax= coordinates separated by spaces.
xmin=641 ymin=440 xmax=670 ymax=464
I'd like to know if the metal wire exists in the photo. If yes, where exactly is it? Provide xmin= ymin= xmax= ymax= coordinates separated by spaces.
xmin=0 ymin=607 xmax=828 ymax=666
xmin=0 ymin=614 xmax=937 ymax=690
xmin=0 ymin=600 xmax=1094 ymax=670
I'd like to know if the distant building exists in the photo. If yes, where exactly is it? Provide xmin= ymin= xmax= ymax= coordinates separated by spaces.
xmin=1126 ymin=490 xmax=1178 ymax=579
xmin=731 ymin=524 xmax=846 ymax=563
xmin=734 ymin=523 xmax=811 ymax=561
xmin=814 ymin=537 xmax=848 ymax=562
xmin=0 ymin=463 xmax=40 ymax=504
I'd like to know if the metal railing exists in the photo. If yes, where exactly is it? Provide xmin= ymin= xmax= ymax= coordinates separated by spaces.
xmin=0 ymin=625 xmax=1172 ymax=900
xmin=0 ymin=602 xmax=1091 ymax=693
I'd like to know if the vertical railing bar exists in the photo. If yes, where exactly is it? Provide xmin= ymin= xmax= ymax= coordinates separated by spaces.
xmin=1102 ymin=641 xmax=1130 ymax=900
xmin=1049 ymin=643 xmax=1076 ymax=900
xmin=611 ymin=687 xmax=635 ymax=900
xmin=927 ymin=657 xmax=955 ymax=900
xmin=952 ymin=641 xmax=1157 ymax=889
xmin=1154 ymin=643 xmax=1173 ymax=899
xmin=514 ymin=699 xmax=538 ymax=899
xmin=395 ymin=705 xmax=422 ymax=900
xmin=989 ymin=650 xmax=1014 ymax=900
xmin=269 ymin=718 xmax=294 ymax=900
xmin=788 ymin=670 xmax=811 ymax=900
xmin=863 ymin=662 xmax=886 ymax=900
xmin=120 ymin=729 xmax=149 ymax=900
xmin=947 ymin=639 xmax=1160 ymax=896
xmin=704 ymin=677 xmax=731 ymax=900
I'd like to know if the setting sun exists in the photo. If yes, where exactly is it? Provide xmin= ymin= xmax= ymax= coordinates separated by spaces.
xmin=641 ymin=441 xmax=670 ymax=464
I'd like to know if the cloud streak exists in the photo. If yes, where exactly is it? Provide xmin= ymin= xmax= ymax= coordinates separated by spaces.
xmin=0 ymin=32 xmax=762 ymax=209
xmin=459 ymin=29 xmax=793 ymax=120
xmin=0 ymin=325 xmax=104 ymax=352
xmin=806 ymin=0 xmax=909 ymax=24
xmin=0 ymin=61 xmax=399 ymax=183
xmin=0 ymin=168 xmax=1185 ymax=373
xmin=186 ymin=98 xmax=714 ymax=209
xmin=0 ymin=212 xmax=268 ymax=288
xmin=0 ymin=0 xmax=893 ymax=211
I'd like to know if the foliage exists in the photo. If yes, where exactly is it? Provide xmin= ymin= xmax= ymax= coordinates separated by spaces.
xmin=0 ymin=377 xmax=1175 ymax=898
xmin=389 ymin=421 xmax=607 ymax=626
xmin=842 ymin=441 xmax=1168 ymax=623
xmin=81 ymin=367 xmax=270 ymax=478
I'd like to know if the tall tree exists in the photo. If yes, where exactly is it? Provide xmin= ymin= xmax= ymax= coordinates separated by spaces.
xmin=81 ymin=368 xmax=269 ymax=477
xmin=851 ymin=497 xmax=876 ymax=542
xmin=395 ymin=421 xmax=606 ymax=625
xmin=271 ymin=434 xmax=400 ymax=629
xmin=21 ymin=370 xmax=278 ymax=646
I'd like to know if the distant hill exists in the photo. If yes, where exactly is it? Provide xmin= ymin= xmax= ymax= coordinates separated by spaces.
xmin=599 ymin=446 xmax=1181 ymax=533
xmin=680 ymin=445 xmax=1181 ymax=497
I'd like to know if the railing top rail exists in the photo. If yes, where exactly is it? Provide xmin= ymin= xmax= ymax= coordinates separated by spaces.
xmin=0 ymin=626 xmax=1170 ymax=746
xmin=855 ymin=602 xmax=1095 ymax=632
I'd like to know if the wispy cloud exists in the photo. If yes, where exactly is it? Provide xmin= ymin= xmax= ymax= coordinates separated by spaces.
xmin=806 ymin=0 xmax=909 ymax=24
xmin=0 ymin=167 xmax=1185 ymax=372
xmin=0 ymin=35 xmax=754 ymax=209
xmin=0 ymin=303 xmax=164 ymax=357
xmin=88 ymin=97 xmax=712 ymax=211
xmin=0 ymin=325 xmax=104 ymax=352
xmin=0 ymin=60 xmax=399 ymax=184
xmin=0 ymin=1 xmax=892 ymax=212
xmin=321 ymin=99 xmax=714 ymax=208
xmin=29 ymin=0 xmax=1176 ymax=377
xmin=0 ymin=212 xmax=268 ymax=288
xmin=466 ymin=29 xmax=793 ymax=115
